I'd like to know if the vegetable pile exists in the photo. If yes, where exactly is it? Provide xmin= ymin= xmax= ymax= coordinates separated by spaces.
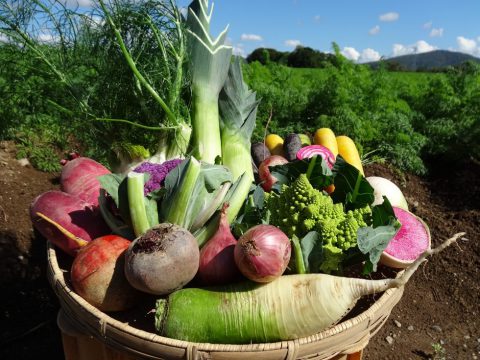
xmin=26 ymin=0 xmax=465 ymax=346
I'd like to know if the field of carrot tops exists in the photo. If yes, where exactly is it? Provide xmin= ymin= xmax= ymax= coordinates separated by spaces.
xmin=0 ymin=140 xmax=478 ymax=360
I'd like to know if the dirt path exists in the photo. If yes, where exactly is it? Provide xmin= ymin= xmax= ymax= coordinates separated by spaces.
xmin=0 ymin=140 xmax=478 ymax=360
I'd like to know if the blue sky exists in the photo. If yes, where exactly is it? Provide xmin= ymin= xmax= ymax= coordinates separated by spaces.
xmin=177 ymin=0 xmax=480 ymax=62
xmin=67 ymin=0 xmax=480 ymax=62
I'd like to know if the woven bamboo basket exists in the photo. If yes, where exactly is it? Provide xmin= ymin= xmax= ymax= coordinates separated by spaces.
xmin=47 ymin=242 xmax=404 ymax=360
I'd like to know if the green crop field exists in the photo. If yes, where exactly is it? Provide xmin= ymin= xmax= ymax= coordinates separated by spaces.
xmin=0 ymin=2 xmax=478 ymax=175
xmin=242 ymin=60 xmax=479 ymax=174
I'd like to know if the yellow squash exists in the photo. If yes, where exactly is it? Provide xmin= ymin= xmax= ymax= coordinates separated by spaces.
xmin=265 ymin=134 xmax=285 ymax=157
xmin=313 ymin=128 xmax=338 ymax=157
xmin=336 ymin=135 xmax=364 ymax=175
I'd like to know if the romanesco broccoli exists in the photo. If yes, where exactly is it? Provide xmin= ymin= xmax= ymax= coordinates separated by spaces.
xmin=264 ymin=174 xmax=372 ymax=274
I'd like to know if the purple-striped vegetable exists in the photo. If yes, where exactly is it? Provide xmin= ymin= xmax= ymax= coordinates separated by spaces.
xmin=296 ymin=145 xmax=335 ymax=169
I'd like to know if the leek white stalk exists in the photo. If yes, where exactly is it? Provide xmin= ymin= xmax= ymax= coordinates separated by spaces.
xmin=187 ymin=0 xmax=232 ymax=163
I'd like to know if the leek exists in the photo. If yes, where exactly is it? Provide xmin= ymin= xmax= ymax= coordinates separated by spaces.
xmin=187 ymin=0 xmax=232 ymax=163
xmin=160 ymin=157 xmax=203 ymax=228
xmin=219 ymin=57 xmax=259 ymax=182
xmin=159 ymin=157 xmax=235 ymax=235
xmin=194 ymin=172 xmax=252 ymax=246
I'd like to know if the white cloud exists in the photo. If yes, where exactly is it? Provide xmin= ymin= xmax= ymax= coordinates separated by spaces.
xmin=379 ymin=12 xmax=399 ymax=22
xmin=369 ymin=25 xmax=380 ymax=35
xmin=359 ymin=48 xmax=381 ymax=63
xmin=392 ymin=40 xmax=437 ymax=57
xmin=63 ymin=0 xmax=93 ymax=7
xmin=456 ymin=36 xmax=480 ymax=56
xmin=233 ymin=46 xmax=246 ymax=57
xmin=37 ymin=33 xmax=59 ymax=43
xmin=0 ymin=33 xmax=9 ymax=43
xmin=284 ymin=39 xmax=301 ymax=48
xmin=313 ymin=15 xmax=321 ymax=23
xmin=341 ymin=47 xmax=381 ymax=63
xmin=341 ymin=46 xmax=381 ymax=63
xmin=225 ymin=37 xmax=246 ymax=57
xmin=423 ymin=21 xmax=433 ymax=29
xmin=240 ymin=33 xmax=263 ymax=42
xmin=430 ymin=28 xmax=444 ymax=38
xmin=341 ymin=47 xmax=360 ymax=61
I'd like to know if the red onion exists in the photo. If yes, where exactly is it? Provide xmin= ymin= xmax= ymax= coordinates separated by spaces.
xmin=234 ymin=225 xmax=291 ymax=283
xmin=296 ymin=145 xmax=335 ymax=169
xmin=197 ymin=203 xmax=242 ymax=285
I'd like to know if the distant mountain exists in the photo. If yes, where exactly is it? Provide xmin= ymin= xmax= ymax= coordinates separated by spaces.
xmin=367 ymin=50 xmax=480 ymax=71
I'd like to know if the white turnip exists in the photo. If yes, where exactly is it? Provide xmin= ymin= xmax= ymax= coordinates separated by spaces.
xmin=366 ymin=176 xmax=409 ymax=210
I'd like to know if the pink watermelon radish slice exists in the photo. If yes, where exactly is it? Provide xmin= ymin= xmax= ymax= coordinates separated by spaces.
xmin=380 ymin=206 xmax=431 ymax=269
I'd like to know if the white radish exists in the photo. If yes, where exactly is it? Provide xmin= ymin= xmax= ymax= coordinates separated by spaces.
xmin=155 ymin=232 xmax=465 ymax=344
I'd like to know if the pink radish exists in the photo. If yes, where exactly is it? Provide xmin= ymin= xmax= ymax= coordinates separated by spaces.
xmin=380 ymin=207 xmax=431 ymax=269
xmin=30 ymin=190 xmax=110 ymax=256
xmin=60 ymin=157 xmax=110 ymax=206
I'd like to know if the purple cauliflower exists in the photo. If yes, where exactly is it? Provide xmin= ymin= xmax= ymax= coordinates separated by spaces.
xmin=133 ymin=159 xmax=183 ymax=195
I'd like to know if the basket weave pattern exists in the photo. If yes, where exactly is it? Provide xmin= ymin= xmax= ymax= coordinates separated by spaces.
xmin=47 ymin=243 xmax=403 ymax=360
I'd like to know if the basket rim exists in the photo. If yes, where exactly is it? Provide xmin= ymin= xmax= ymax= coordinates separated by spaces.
xmin=47 ymin=241 xmax=401 ymax=353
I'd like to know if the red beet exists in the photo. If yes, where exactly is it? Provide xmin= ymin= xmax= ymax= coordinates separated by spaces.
xmin=71 ymin=235 xmax=140 ymax=312
xmin=30 ymin=190 xmax=110 ymax=256
xmin=197 ymin=203 xmax=242 ymax=285
xmin=60 ymin=157 xmax=110 ymax=206
xmin=124 ymin=223 xmax=200 ymax=295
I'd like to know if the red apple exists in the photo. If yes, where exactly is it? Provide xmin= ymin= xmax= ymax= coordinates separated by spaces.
xmin=258 ymin=155 xmax=288 ymax=192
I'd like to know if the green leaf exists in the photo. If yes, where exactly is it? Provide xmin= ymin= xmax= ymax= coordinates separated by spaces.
xmin=98 ymin=173 xmax=125 ymax=208
xmin=299 ymin=231 xmax=323 ymax=274
xmin=355 ymin=196 xmax=399 ymax=273
xmin=291 ymin=235 xmax=306 ymax=274
xmin=372 ymin=196 xmax=397 ymax=227
xmin=160 ymin=157 xmax=232 ymax=230
xmin=331 ymin=155 xmax=374 ymax=210
xmin=97 ymin=173 xmax=131 ymax=225
xmin=357 ymin=221 xmax=401 ymax=272
xmin=98 ymin=189 xmax=135 ymax=240
xmin=269 ymin=155 xmax=333 ymax=191
xmin=231 ymin=184 xmax=266 ymax=238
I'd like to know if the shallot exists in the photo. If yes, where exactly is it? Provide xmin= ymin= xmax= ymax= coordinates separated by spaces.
xmin=234 ymin=224 xmax=291 ymax=283
xmin=197 ymin=203 xmax=241 ymax=285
